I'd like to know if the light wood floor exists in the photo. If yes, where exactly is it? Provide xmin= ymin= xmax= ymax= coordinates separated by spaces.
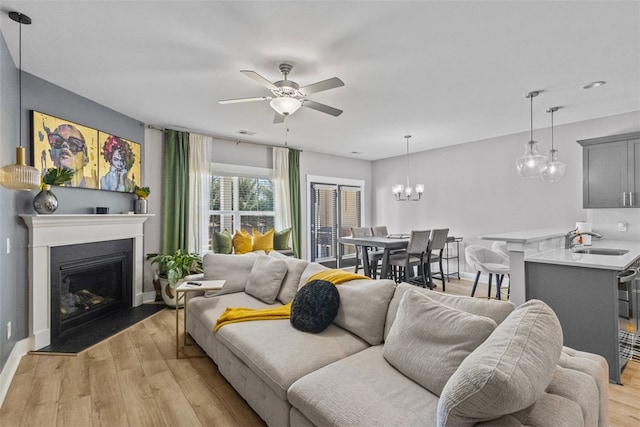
xmin=1 ymin=278 xmax=638 ymax=426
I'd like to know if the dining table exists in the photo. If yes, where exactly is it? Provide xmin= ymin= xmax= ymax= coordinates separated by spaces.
xmin=338 ymin=235 xmax=410 ymax=279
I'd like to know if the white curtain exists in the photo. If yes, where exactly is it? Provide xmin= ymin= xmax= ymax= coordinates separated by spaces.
xmin=272 ymin=147 xmax=291 ymax=231
xmin=188 ymin=133 xmax=212 ymax=254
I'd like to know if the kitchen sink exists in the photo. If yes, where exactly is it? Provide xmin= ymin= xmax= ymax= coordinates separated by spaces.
xmin=572 ymin=248 xmax=629 ymax=256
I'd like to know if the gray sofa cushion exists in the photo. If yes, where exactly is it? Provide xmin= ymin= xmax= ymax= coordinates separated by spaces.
xmin=384 ymin=290 xmax=497 ymax=396
xmin=203 ymin=252 xmax=260 ymax=295
xmin=437 ymin=299 xmax=563 ymax=426
xmin=215 ymin=319 xmax=369 ymax=400
xmin=288 ymin=346 xmax=440 ymax=426
xmin=385 ymin=283 xmax=514 ymax=340
xmin=334 ymin=279 xmax=397 ymax=345
xmin=245 ymin=254 xmax=287 ymax=304
xmin=269 ymin=251 xmax=309 ymax=304
xmin=298 ymin=262 xmax=330 ymax=289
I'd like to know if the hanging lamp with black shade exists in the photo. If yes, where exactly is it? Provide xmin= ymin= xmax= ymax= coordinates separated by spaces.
xmin=0 ymin=11 xmax=40 ymax=191
xmin=515 ymin=91 xmax=546 ymax=178
xmin=540 ymin=106 xmax=567 ymax=182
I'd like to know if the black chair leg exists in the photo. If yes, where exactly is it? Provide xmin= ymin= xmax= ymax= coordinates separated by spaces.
xmin=496 ymin=274 xmax=503 ymax=300
xmin=439 ymin=258 xmax=446 ymax=292
xmin=487 ymin=274 xmax=493 ymax=299
xmin=471 ymin=271 xmax=481 ymax=297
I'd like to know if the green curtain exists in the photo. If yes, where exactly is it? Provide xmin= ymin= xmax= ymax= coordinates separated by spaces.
xmin=161 ymin=129 xmax=190 ymax=254
xmin=288 ymin=149 xmax=301 ymax=258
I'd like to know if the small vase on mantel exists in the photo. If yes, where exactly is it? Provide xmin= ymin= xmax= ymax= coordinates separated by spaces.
xmin=133 ymin=185 xmax=150 ymax=214
xmin=33 ymin=184 xmax=58 ymax=214
xmin=134 ymin=198 xmax=148 ymax=214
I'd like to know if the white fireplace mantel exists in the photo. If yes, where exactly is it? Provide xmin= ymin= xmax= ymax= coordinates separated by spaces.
xmin=20 ymin=214 xmax=152 ymax=350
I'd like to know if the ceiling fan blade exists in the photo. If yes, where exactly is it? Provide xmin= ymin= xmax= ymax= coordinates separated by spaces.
xmin=302 ymin=100 xmax=343 ymax=117
xmin=300 ymin=77 xmax=344 ymax=95
xmin=240 ymin=70 xmax=278 ymax=91
xmin=218 ymin=96 xmax=271 ymax=104
xmin=273 ymin=113 xmax=285 ymax=124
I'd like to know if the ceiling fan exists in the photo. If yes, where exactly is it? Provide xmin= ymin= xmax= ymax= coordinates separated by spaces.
xmin=218 ymin=63 xmax=344 ymax=124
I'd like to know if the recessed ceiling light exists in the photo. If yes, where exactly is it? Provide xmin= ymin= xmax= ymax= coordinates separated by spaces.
xmin=238 ymin=130 xmax=256 ymax=135
xmin=582 ymin=81 xmax=606 ymax=90
xmin=350 ymin=151 xmax=362 ymax=155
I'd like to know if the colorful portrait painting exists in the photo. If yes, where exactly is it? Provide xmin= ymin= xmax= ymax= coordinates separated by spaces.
xmin=32 ymin=111 xmax=99 ymax=189
xmin=98 ymin=132 xmax=141 ymax=192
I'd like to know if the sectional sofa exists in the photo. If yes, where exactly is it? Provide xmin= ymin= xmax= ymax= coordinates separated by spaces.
xmin=185 ymin=251 xmax=609 ymax=426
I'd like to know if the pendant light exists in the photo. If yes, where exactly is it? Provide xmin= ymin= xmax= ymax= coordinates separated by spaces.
xmin=540 ymin=106 xmax=567 ymax=182
xmin=515 ymin=91 xmax=546 ymax=178
xmin=392 ymin=135 xmax=424 ymax=201
xmin=0 ymin=12 xmax=40 ymax=191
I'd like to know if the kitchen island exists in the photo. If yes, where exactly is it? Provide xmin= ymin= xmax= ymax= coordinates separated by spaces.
xmin=525 ymin=240 xmax=640 ymax=384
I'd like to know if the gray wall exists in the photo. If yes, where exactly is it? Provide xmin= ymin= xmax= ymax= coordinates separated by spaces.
xmin=0 ymin=30 xmax=144 ymax=372
xmin=372 ymin=110 xmax=640 ymax=273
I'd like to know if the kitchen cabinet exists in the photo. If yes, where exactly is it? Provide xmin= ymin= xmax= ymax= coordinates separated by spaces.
xmin=578 ymin=132 xmax=640 ymax=208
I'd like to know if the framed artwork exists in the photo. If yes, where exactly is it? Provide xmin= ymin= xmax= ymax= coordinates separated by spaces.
xmin=31 ymin=111 xmax=142 ymax=192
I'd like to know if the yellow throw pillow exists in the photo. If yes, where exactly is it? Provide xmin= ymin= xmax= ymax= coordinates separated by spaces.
xmin=253 ymin=229 xmax=275 ymax=252
xmin=233 ymin=230 xmax=253 ymax=254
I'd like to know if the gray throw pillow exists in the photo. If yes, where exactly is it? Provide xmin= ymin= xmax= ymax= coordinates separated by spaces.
xmin=437 ymin=299 xmax=563 ymax=426
xmin=334 ymin=279 xmax=397 ymax=345
xmin=269 ymin=251 xmax=310 ymax=304
xmin=245 ymin=254 xmax=288 ymax=304
xmin=384 ymin=290 xmax=497 ymax=396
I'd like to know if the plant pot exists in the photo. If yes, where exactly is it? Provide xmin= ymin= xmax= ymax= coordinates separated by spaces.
xmin=33 ymin=184 xmax=58 ymax=214
xmin=159 ymin=277 xmax=185 ymax=308
xmin=135 ymin=198 xmax=148 ymax=214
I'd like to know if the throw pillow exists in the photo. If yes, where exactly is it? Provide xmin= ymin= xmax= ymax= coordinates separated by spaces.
xmin=203 ymin=252 xmax=259 ymax=295
xmin=274 ymin=228 xmax=292 ymax=250
xmin=213 ymin=229 xmax=233 ymax=254
xmin=290 ymin=280 xmax=340 ymax=333
xmin=437 ymin=299 xmax=563 ymax=426
xmin=252 ymin=229 xmax=275 ymax=252
xmin=334 ymin=279 xmax=397 ymax=345
xmin=383 ymin=290 xmax=497 ymax=396
xmin=233 ymin=229 xmax=253 ymax=254
xmin=245 ymin=254 xmax=288 ymax=304
xmin=269 ymin=251 xmax=310 ymax=304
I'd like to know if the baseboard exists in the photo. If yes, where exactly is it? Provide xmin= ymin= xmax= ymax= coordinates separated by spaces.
xmin=0 ymin=337 xmax=32 ymax=407
xmin=142 ymin=291 xmax=158 ymax=303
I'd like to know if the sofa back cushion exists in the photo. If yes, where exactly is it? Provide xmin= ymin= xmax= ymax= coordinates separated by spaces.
xmin=203 ymin=252 xmax=259 ymax=295
xmin=245 ymin=254 xmax=288 ymax=304
xmin=384 ymin=283 xmax=514 ymax=340
xmin=298 ymin=263 xmax=330 ymax=290
xmin=383 ymin=290 xmax=496 ymax=396
xmin=334 ymin=279 xmax=397 ymax=345
xmin=269 ymin=251 xmax=310 ymax=304
xmin=437 ymin=299 xmax=563 ymax=426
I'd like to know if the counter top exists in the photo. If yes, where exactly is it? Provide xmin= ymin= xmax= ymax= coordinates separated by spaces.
xmin=525 ymin=240 xmax=640 ymax=270
xmin=481 ymin=227 xmax=569 ymax=244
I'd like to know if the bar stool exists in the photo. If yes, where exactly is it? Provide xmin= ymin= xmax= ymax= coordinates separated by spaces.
xmin=464 ymin=245 xmax=510 ymax=300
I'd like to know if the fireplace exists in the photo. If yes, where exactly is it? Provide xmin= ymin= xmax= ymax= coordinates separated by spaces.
xmin=20 ymin=214 xmax=151 ymax=350
xmin=50 ymin=239 xmax=133 ymax=343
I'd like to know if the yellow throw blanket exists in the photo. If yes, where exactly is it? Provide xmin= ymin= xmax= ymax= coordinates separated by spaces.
xmin=215 ymin=302 xmax=292 ymax=332
xmin=214 ymin=269 xmax=370 ymax=332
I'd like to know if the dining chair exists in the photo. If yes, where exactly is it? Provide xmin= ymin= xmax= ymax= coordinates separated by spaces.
xmin=387 ymin=230 xmax=431 ymax=286
xmin=368 ymin=226 xmax=390 ymax=278
xmin=350 ymin=226 xmax=373 ymax=275
xmin=490 ymin=241 xmax=510 ymax=298
xmin=424 ymin=228 xmax=449 ymax=291
xmin=464 ymin=245 xmax=510 ymax=300
xmin=371 ymin=226 xmax=388 ymax=237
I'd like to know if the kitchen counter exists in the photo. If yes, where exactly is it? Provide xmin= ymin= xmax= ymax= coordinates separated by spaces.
xmin=525 ymin=240 xmax=640 ymax=270
xmin=480 ymin=227 xmax=569 ymax=244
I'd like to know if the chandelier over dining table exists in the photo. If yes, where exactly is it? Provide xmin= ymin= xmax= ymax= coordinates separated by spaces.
xmin=392 ymin=135 xmax=424 ymax=201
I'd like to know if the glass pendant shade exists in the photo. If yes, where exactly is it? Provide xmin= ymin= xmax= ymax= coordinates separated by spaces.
xmin=540 ymin=149 xmax=567 ymax=182
xmin=516 ymin=140 xmax=546 ymax=178
xmin=270 ymin=97 xmax=302 ymax=116
xmin=0 ymin=146 xmax=41 ymax=191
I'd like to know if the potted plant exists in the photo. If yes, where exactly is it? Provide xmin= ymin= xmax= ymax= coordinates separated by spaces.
xmin=133 ymin=185 xmax=150 ymax=214
xmin=148 ymin=249 xmax=203 ymax=307
xmin=33 ymin=167 xmax=75 ymax=214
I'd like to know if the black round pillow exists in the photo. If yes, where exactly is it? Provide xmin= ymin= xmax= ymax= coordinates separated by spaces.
xmin=290 ymin=280 xmax=340 ymax=333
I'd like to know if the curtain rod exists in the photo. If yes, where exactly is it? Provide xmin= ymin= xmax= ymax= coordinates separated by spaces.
xmin=146 ymin=124 xmax=303 ymax=152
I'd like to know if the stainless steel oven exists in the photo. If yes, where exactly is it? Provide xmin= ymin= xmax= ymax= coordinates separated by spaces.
xmin=618 ymin=260 xmax=639 ymax=372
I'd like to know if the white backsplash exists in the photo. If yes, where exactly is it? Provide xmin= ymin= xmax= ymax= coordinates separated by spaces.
xmin=586 ymin=209 xmax=640 ymax=241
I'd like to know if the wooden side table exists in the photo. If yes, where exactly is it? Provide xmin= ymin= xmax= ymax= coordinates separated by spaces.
xmin=175 ymin=280 xmax=225 ymax=358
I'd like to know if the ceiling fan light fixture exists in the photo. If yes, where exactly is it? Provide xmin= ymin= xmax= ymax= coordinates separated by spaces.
xmin=270 ymin=97 xmax=302 ymax=116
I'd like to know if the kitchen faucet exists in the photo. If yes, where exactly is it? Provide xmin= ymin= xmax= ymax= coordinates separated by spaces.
xmin=564 ymin=228 xmax=602 ymax=249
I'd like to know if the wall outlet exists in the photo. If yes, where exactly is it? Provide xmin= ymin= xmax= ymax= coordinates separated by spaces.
xmin=6 ymin=321 xmax=11 ymax=340
xmin=618 ymin=222 xmax=628 ymax=232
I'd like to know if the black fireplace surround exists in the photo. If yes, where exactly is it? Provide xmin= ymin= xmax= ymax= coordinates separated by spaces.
xmin=50 ymin=239 xmax=133 ymax=343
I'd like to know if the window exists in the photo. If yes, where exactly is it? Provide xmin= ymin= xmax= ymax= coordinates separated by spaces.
xmin=208 ymin=164 xmax=275 ymax=251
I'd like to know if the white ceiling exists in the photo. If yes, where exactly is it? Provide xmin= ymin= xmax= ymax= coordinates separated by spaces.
xmin=1 ymin=1 xmax=638 ymax=160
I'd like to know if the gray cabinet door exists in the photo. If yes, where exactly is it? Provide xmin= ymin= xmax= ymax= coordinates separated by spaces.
xmin=583 ymin=141 xmax=628 ymax=208
xmin=628 ymin=139 xmax=640 ymax=207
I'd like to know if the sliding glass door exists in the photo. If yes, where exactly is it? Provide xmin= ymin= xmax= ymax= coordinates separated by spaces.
xmin=309 ymin=181 xmax=363 ymax=267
